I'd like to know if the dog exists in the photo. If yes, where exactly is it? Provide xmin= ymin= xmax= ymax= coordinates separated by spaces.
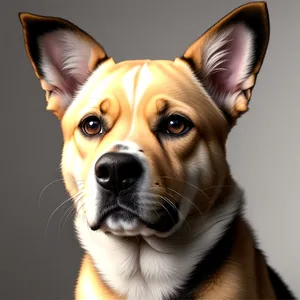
xmin=19 ymin=2 xmax=296 ymax=299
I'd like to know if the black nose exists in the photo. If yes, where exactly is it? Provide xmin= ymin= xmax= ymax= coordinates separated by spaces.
xmin=95 ymin=152 xmax=143 ymax=192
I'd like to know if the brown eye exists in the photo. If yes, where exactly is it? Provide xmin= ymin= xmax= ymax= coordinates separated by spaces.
xmin=167 ymin=118 xmax=186 ymax=135
xmin=159 ymin=114 xmax=193 ymax=137
xmin=80 ymin=116 xmax=103 ymax=136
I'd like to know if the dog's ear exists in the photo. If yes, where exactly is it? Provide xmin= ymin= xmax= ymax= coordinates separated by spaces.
xmin=19 ymin=13 xmax=110 ymax=120
xmin=180 ymin=2 xmax=270 ymax=122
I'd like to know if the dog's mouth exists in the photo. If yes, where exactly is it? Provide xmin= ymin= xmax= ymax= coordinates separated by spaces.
xmin=89 ymin=204 xmax=179 ymax=237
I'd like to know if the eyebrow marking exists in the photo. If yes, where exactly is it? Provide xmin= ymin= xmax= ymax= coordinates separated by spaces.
xmin=156 ymin=99 xmax=169 ymax=115
xmin=99 ymin=99 xmax=110 ymax=115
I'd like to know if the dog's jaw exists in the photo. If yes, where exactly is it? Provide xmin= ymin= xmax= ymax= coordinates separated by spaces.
xmin=75 ymin=182 xmax=243 ymax=300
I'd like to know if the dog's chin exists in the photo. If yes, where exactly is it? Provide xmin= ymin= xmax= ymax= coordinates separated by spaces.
xmin=89 ymin=208 xmax=179 ymax=238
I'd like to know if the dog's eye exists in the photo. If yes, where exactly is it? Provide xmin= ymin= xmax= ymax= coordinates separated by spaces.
xmin=159 ymin=114 xmax=193 ymax=137
xmin=80 ymin=116 xmax=103 ymax=136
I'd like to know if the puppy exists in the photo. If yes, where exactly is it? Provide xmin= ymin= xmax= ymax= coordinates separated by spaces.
xmin=19 ymin=2 xmax=296 ymax=299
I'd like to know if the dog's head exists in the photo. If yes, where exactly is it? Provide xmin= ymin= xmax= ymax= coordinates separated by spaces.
xmin=19 ymin=2 xmax=269 ymax=237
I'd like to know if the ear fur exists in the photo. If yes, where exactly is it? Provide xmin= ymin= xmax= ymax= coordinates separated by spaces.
xmin=181 ymin=2 xmax=270 ymax=122
xmin=19 ymin=13 xmax=110 ymax=119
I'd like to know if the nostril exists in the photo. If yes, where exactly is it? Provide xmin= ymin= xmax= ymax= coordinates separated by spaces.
xmin=96 ymin=165 xmax=110 ymax=180
xmin=95 ymin=160 xmax=116 ymax=191
xmin=118 ymin=159 xmax=143 ymax=190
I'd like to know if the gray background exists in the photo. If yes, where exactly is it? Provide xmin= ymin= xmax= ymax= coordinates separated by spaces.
xmin=1 ymin=0 xmax=299 ymax=299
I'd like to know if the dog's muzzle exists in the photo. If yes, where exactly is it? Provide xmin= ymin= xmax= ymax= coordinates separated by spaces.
xmin=91 ymin=151 xmax=145 ymax=232
xmin=90 ymin=151 xmax=179 ymax=235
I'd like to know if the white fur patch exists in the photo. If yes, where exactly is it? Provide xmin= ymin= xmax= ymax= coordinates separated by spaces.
xmin=75 ymin=183 xmax=243 ymax=300
xmin=203 ymin=25 xmax=253 ymax=83
xmin=202 ymin=24 xmax=254 ymax=108
xmin=85 ymin=165 xmax=101 ymax=227
xmin=122 ymin=65 xmax=141 ymax=109
xmin=127 ymin=63 xmax=152 ymax=137
xmin=40 ymin=30 xmax=92 ymax=83
xmin=134 ymin=64 xmax=152 ymax=105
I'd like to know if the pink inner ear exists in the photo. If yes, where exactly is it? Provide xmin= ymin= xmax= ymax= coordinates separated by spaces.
xmin=204 ymin=24 xmax=253 ymax=97
xmin=39 ymin=30 xmax=91 ymax=97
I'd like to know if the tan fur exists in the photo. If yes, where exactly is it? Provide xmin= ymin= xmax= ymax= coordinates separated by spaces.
xmin=194 ymin=218 xmax=276 ymax=299
xmin=75 ymin=255 xmax=122 ymax=300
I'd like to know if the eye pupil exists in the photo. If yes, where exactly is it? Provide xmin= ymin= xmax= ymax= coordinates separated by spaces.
xmin=166 ymin=116 xmax=188 ymax=135
xmin=169 ymin=120 xmax=181 ymax=128
xmin=88 ymin=120 xmax=97 ymax=129
xmin=81 ymin=116 xmax=102 ymax=136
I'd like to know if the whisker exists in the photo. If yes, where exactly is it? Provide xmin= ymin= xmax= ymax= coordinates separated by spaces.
xmin=59 ymin=201 xmax=86 ymax=239
xmin=155 ymin=201 xmax=177 ymax=225
xmin=45 ymin=190 xmax=83 ymax=241
xmin=58 ymin=193 xmax=85 ymax=239
xmin=65 ymin=195 xmax=85 ymax=224
xmin=201 ymin=184 xmax=233 ymax=191
xmin=160 ymin=176 xmax=212 ymax=203
xmin=164 ymin=186 xmax=204 ymax=219
xmin=157 ymin=195 xmax=178 ymax=211
xmin=158 ymin=195 xmax=191 ymax=232
xmin=38 ymin=178 xmax=84 ymax=208
xmin=140 ymin=191 xmax=191 ymax=232
xmin=140 ymin=191 xmax=178 ymax=212
xmin=139 ymin=192 xmax=165 ymax=209
xmin=192 ymin=210 xmax=236 ymax=239
xmin=38 ymin=179 xmax=64 ymax=208
xmin=75 ymin=202 xmax=86 ymax=217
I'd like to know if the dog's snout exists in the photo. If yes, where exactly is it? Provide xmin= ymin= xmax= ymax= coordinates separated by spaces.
xmin=95 ymin=152 xmax=143 ymax=192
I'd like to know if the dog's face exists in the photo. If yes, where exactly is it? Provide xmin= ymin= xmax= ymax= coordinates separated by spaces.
xmin=60 ymin=58 xmax=230 ymax=236
xmin=20 ymin=2 xmax=269 ymax=237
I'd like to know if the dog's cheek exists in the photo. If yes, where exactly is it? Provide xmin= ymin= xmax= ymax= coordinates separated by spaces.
xmin=185 ymin=140 xmax=225 ymax=214
xmin=61 ymin=142 xmax=85 ymax=197
xmin=83 ymin=162 xmax=101 ymax=226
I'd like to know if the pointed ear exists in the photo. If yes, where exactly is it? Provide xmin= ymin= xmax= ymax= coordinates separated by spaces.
xmin=19 ymin=13 xmax=110 ymax=120
xmin=181 ymin=2 xmax=270 ymax=121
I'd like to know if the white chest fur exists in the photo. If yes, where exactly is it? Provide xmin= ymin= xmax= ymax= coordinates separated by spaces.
xmin=75 ymin=186 xmax=242 ymax=300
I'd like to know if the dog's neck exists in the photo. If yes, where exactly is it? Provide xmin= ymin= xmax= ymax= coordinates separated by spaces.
xmin=75 ymin=181 xmax=243 ymax=300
